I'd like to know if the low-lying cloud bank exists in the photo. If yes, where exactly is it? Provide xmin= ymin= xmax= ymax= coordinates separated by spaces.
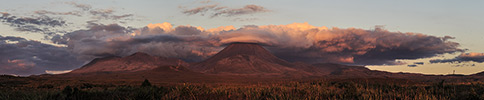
xmin=430 ymin=52 xmax=484 ymax=63
xmin=53 ymin=22 xmax=462 ymax=65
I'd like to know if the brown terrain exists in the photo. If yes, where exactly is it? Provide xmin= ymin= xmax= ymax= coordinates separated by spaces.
xmin=69 ymin=52 xmax=189 ymax=74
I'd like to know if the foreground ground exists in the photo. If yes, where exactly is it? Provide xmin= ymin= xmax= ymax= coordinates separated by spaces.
xmin=1 ymin=75 xmax=484 ymax=100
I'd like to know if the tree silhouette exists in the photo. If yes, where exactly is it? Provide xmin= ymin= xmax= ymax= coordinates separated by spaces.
xmin=141 ymin=79 xmax=151 ymax=87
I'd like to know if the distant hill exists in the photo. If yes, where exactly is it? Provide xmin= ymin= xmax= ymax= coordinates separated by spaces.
xmin=69 ymin=52 xmax=188 ymax=74
xmin=472 ymin=71 xmax=484 ymax=76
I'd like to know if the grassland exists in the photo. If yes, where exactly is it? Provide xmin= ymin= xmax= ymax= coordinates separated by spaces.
xmin=1 ymin=75 xmax=484 ymax=100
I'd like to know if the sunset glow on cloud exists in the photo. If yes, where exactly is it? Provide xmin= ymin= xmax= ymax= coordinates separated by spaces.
xmin=51 ymin=22 xmax=462 ymax=65
xmin=0 ymin=21 xmax=468 ymax=75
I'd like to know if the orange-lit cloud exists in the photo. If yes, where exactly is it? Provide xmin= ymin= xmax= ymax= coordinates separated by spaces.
xmin=52 ymin=22 xmax=461 ymax=65
xmin=0 ymin=22 xmax=464 ymax=75
xmin=45 ymin=70 xmax=72 ymax=74
xmin=7 ymin=59 xmax=35 ymax=68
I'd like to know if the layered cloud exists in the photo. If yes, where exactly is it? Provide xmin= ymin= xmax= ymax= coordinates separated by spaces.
xmin=52 ymin=22 xmax=461 ymax=65
xmin=0 ymin=12 xmax=66 ymax=35
xmin=64 ymin=2 xmax=133 ymax=20
xmin=182 ymin=4 xmax=269 ymax=18
xmin=0 ymin=2 xmax=135 ymax=36
xmin=0 ymin=35 xmax=83 ymax=76
xmin=430 ymin=52 xmax=484 ymax=63
xmin=34 ymin=10 xmax=82 ymax=16
xmin=212 ymin=5 xmax=269 ymax=17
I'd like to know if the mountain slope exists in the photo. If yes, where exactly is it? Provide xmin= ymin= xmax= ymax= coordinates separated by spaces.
xmin=189 ymin=43 xmax=311 ymax=76
xmin=69 ymin=52 xmax=188 ymax=74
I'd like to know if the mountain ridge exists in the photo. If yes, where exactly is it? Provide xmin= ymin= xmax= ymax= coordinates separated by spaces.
xmin=69 ymin=52 xmax=188 ymax=74
xmin=189 ymin=43 xmax=313 ymax=76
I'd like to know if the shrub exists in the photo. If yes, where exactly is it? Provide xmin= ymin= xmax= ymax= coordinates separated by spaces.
xmin=141 ymin=79 xmax=152 ymax=87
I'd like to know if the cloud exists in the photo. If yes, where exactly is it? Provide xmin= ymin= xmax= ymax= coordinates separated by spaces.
xmin=212 ymin=23 xmax=461 ymax=65
xmin=63 ymin=2 xmax=135 ymax=21
xmin=45 ymin=69 xmax=72 ymax=74
xmin=52 ymin=23 xmax=220 ymax=62
xmin=199 ymin=0 xmax=212 ymax=3
xmin=414 ymin=62 xmax=424 ymax=65
xmin=233 ymin=18 xmax=259 ymax=21
xmin=182 ymin=4 xmax=219 ymax=15
xmin=0 ymin=22 xmax=463 ymax=75
xmin=430 ymin=52 xmax=484 ymax=63
xmin=0 ymin=35 xmax=83 ymax=76
xmin=0 ymin=12 xmax=66 ymax=35
xmin=212 ymin=5 xmax=269 ymax=17
xmin=34 ymin=10 xmax=82 ymax=16
xmin=52 ymin=22 xmax=461 ymax=66
xmin=0 ymin=12 xmax=65 ymax=27
xmin=182 ymin=4 xmax=269 ymax=18
xmin=65 ymin=1 xmax=92 ymax=11
xmin=88 ymin=8 xmax=134 ymax=20
xmin=1 ymin=2 xmax=136 ymax=37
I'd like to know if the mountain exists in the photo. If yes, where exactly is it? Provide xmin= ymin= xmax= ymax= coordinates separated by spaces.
xmin=45 ymin=43 xmax=454 ymax=83
xmin=69 ymin=52 xmax=189 ymax=74
xmin=472 ymin=71 xmax=484 ymax=76
xmin=188 ymin=43 xmax=312 ymax=76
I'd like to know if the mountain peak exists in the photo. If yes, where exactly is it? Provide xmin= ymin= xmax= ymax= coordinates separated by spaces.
xmin=221 ymin=43 xmax=269 ymax=55
xmin=189 ymin=42 xmax=309 ymax=75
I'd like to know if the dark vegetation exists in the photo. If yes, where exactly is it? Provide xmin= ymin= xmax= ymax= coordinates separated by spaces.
xmin=1 ymin=75 xmax=484 ymax=100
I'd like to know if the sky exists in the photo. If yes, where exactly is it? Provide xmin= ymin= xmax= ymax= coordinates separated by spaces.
xmin=1 ymin=0 xmax=483 ymax=76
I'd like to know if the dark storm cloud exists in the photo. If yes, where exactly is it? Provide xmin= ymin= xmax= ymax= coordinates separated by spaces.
xmin=0 ymin=35 xmax=83 ymax=76
xmin=430 ymin=52 xmax=484 ymax=63
xmin=182 ymin=4 xmax=269 ymax=17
